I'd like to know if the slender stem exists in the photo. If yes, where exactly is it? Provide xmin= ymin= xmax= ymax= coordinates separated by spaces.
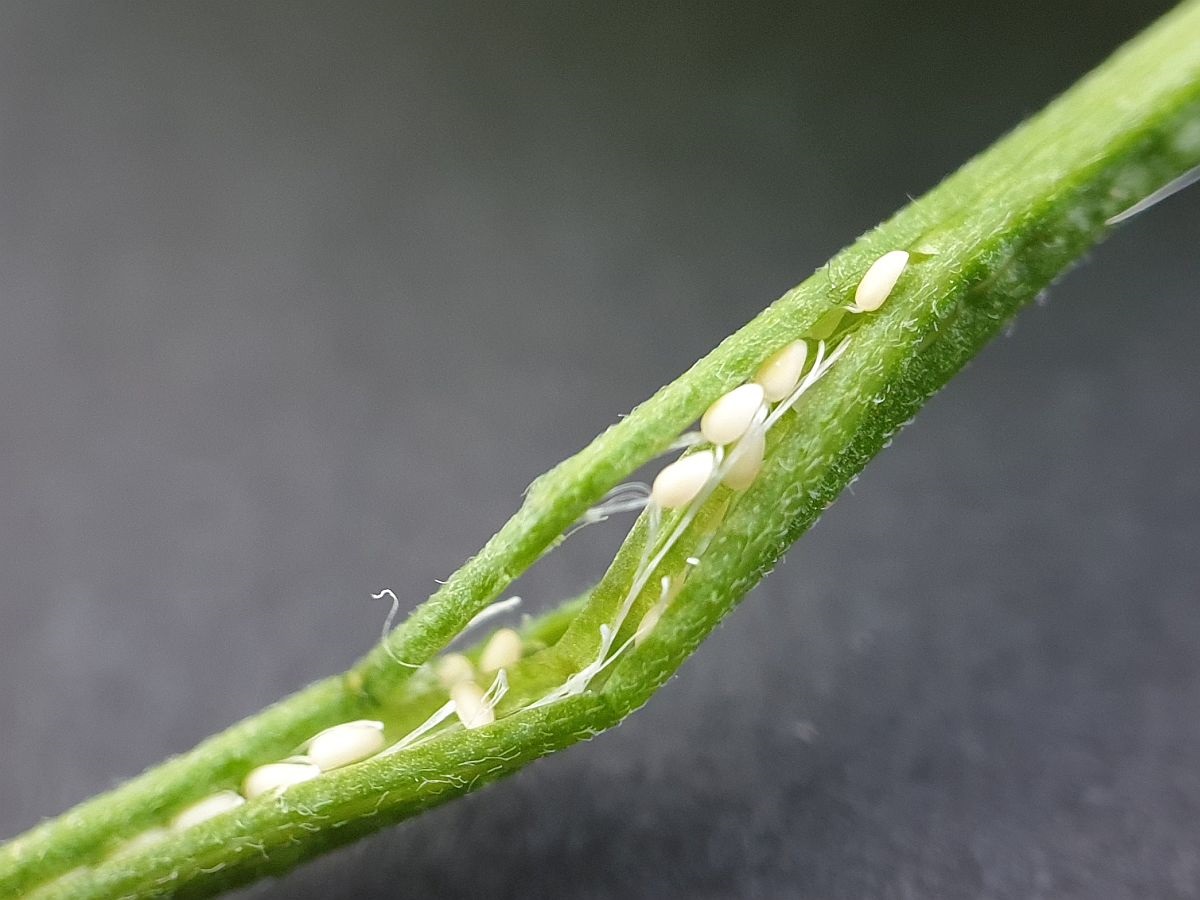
xmin=6 ymin=3 xmax=1200 ymax=897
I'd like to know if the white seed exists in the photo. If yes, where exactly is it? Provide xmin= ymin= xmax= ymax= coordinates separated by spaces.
xmin=451 ymin=681 xmax=494 ymax=729
xmin=435 ymin=652 xmax=476 ymax=689
xmin=853 ymin=249 xmax=909 ymax=312
xmin=241 ymin=761 xmax=321 ymax=799
xmin=650 ymin=450 xmax=716 ymax=510
xmin=479 ymin=627 xmax=522 ymax=673
xmin=754 ymin=341 xmax=808 ymax=402
xmin=722 ymin=428 xmax=766 ymax=491
xmin=171 ymin=791 xmax=245 ymax=831
xmin=307 ymin=720 xmax=385 ymax=771
xmin=113 ymin=827 xmax=169 ymax=857
xmin=634 ymin=604 xmax=664 ymax=646
xmin=700 ymin=383 xmax=765 ymax=445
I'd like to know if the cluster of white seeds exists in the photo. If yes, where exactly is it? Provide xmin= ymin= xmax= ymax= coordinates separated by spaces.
xmin=577 ymin=249 xmax=910 ymax=677
xmin=434 ymin=628 xmax=522 ymax=730
xmin=163 ymin=718 xmax=388 ymax=836
xmin=648 ymin=350 xmax=789 ymax=510
xmin=151 ymin=630 xmax=528 ymax=847
xmin=531 ymin=251 xmax=909 ymax=709
xmin=147 ymin=717 xmax=380 ymax=841
xmin=651 ymin=249 xmax=908 ymax=512
xmin=533 ymin=346 xmax=835 ymax=710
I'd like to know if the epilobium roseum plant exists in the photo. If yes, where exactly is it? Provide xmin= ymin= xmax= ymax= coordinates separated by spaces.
xmin=5 ymin=3 xmax=1200 ymax=897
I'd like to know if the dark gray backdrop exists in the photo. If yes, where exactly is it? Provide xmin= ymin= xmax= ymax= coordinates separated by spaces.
xmin=3 ymin=2 xmax=1198 ymax=898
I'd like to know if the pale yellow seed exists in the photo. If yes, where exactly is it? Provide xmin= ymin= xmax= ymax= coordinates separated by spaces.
xmin=307 ymin=720 xmax=385 ymax=771
xmin=479 ymin=627 xmax=522 ymax=673
xmin=435 ymin=652 xmax=475 ymax=689
xmin=754 ymin=340 xmax=808 ymax=402
xmin=650 ymin=450 xmax=715 ymax=510
xmin=700 ymin=383 xmax=765 ymax=445
xmin=853 ymin=250 xmax=909 ymax=312
xmin=722 ymin=428 xmax=766 ymax=491
xmin=113 ymin=827 xmax=169 ymax=857
xmin=171 ymin=791 xmax=245 ymax=831
xmin=451 ymin=681 xmax=494 ymax=729
xmin=241 ymin=761 xmax=321 ymax=799
xmin=634 ymin=604 xmax=664 ymax=646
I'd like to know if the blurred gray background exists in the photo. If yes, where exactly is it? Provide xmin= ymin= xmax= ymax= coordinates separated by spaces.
xmin=2 ymin=2 xmax=1199 ymax=898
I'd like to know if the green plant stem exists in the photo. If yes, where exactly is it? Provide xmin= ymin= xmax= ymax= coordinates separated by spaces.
xmin=6 ymin=3 xmax=1200 ymax=897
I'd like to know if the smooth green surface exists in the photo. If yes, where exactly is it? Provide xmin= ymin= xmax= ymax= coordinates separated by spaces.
xmin=5 ymin=2 xmax=1200 ymax=896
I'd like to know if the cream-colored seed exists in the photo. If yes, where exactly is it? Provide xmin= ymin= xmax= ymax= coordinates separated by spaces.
xmin=754 ymin=341 xmax=808 ymax=402
xmin=171 ymin=791 xmax=245 ymax=831
xmin=307 ymin=720 xmax=385 ymax=771
xmin=435 ymin=653 xmax=475 ymax=689
xmin=650 ymin=450 xmax=715 ymax=510
xmin=853 ymin=250 xmax=909 ymax=312
xmin=242 ymin=761 xmax=321 ymax=799
xmin=700 ymin=383 xmax=765 ymax=445
xmin=722 ymin=428 xmax=766 ymax=491
xmin=634 ymin=604 xmax=664 ymax=646
xmin=479 ymin=627 xmax=522 ymax=673
xmin=451 ymin=681 xmax=494 ymax=729
xmin=114 ymin=827 xmax=169 ymax=857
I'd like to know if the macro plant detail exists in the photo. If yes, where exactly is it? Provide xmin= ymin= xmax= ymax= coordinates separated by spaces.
xmin=3 ymin=2 xmax=1200 ymax=897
